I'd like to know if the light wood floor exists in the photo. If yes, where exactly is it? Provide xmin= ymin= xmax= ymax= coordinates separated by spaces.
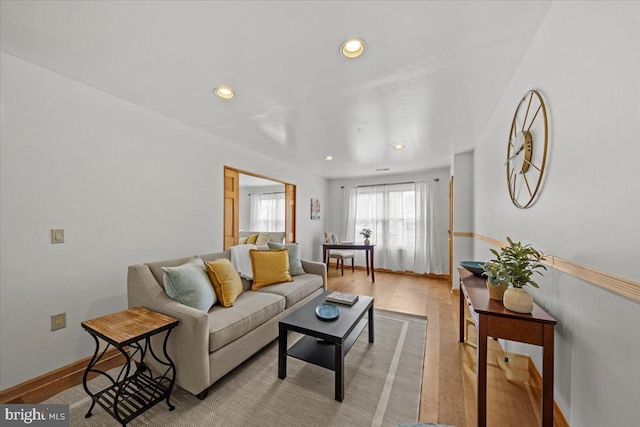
xmin=327 ymin=265 xmax=551 ymax=427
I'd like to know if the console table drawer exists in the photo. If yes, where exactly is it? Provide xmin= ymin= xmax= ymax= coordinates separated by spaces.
xmin=486 ymin=315 xmax=543 ymax=346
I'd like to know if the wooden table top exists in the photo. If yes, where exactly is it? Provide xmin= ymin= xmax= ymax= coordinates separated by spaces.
xmin=459 ymin=268 xmax=557 ymax=324
xmin=81 ymin=307 xmax=178 ymax=347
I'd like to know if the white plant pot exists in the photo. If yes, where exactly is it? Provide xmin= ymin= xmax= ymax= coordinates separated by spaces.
xmin=503 ymin=287 xmax=533 ymax=314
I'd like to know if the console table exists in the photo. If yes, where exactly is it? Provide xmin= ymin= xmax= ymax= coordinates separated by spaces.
xmin=322 ymin=243 xmax=375 ymax=282
xmin=81 ymin=307 xmax=178 ymax=426
xmin=458 ymin=268 xmax=557 ymax=427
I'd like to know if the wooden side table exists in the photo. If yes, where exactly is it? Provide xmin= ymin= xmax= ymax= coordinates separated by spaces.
xmin=81 ymin=307 xmax=178 ymax=426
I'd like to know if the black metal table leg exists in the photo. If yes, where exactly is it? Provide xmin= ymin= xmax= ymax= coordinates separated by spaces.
xmin=83 ymin=334 xmax=103 ymax=419
xmin=278 ymin=325 xmax=287 ymax=379
xmin=335 ymin=342 xmax=344 ymax=402
xmin=368 ymin=306 xmax=375 ymax=343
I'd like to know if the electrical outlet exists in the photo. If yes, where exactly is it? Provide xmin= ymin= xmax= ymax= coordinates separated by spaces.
xmin=51 ymin=313 xmax=66 ymax=331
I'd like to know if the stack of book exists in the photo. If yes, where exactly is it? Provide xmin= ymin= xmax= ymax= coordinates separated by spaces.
xmin=326 ymin=291 xmax=359 ymax=306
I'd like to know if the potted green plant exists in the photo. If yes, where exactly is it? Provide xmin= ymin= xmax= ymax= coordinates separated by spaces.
xmin=486 ymin=237 xmax=546 ymax=313
xmin=481 ymin=257 xmax=509 ymax=301
xmin=360 ymin=228 xmax=372 ymax=245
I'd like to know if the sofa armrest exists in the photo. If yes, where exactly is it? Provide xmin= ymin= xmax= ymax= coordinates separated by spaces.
xmin=301 ymin=259 xmax=327 ymax=290
xmin=127 ymin=264 xmax=210 ymax=395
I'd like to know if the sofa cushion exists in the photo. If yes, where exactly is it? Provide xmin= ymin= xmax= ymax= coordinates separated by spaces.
xmin=257 ymin=274 xmax=324 ymax=309
xmin=208 ymin=291 xmax=285 ymax=352
xmin=162 ymin=256 xmax=217 ymax=311
xmin=250 ymin=249 xmax=293 ymax=290
xmin=146 ymin=252 xmax=230 ymax=287
xmin=246 ymin=233 xmax=259 ymax=244
xmin=267 ymin=242 xmax=305 ymax=276
xmin=255 ymin=233 xmax=271 ymax=246
xmin=205 ymin=259 xmax=243 ymax=307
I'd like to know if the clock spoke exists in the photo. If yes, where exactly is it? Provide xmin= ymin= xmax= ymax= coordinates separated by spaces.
xmin=522 ymin=172 xmax=533 ymax=197
xmin=521 ymin=92 xmax=534 ymax=132
xmin=526 ymin=104 xmax=542 ymax=132
xmin=523 ymin=158 xmax=542 ymax=172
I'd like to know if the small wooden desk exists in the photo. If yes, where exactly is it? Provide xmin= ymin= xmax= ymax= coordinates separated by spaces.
xmin=458 ymin=268 xmax=557 ymax=427
xmin=322 ymin=243 xmax=375 ymax=282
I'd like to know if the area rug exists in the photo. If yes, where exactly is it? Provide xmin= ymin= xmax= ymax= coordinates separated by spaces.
xmin=46 ymin=310 xmax=427 ymax=427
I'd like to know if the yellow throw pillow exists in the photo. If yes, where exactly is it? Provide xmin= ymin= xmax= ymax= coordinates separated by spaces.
xmin=205 ymin=258 xmax=243 ymax=307
xmin=246 ymin=234 xmax=259 ymax=245
xmin=250 ymin=249 xmax=293 ymax=291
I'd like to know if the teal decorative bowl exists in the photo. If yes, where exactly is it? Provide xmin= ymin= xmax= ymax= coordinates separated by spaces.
xmin=316 ymin=303 xmax=340 ymax=321
xmin=459 ymin=261 xmax=485 ymax=277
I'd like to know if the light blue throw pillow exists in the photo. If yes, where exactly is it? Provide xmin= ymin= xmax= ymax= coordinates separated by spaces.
xmin=162 ymin=256 xmax=217 ymax=311
xmin=267 ymin=242 xmax=306 ymax=276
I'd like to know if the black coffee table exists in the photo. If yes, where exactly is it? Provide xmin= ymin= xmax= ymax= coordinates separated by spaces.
xmin=278 ymin=290 xmax=374 ymax=401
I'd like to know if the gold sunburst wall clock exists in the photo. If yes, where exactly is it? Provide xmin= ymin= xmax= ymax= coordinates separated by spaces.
xmin=506 ymin=90 xmax=549 ymax=208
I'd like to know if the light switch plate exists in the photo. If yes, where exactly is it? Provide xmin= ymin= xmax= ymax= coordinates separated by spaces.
xmin=51 ymin=229 xmax=64 ymax=244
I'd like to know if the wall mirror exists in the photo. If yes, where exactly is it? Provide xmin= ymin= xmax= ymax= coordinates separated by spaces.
xmin=223 ymin=166 xmax=296 ymax=249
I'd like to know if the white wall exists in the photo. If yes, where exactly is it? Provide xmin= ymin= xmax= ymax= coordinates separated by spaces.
xmin=472 ymin=3 xmax=640 ymax=426
xmin=0 ymin=53 xmax=328 ymax=389
xmin=451 ymin=151 xmax=474 ymax=288
xmin=327 ymin=169 xmax=449 ymax=273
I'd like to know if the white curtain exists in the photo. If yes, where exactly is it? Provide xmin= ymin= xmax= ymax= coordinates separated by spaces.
xmin=345 ymin=181 xmax=443 ymax=274
xmin=344 ymin=186 xmax=358 ymax=242
xmin=249 ymin=192 xmax=285 ymax=231
xmin=414 ymin=181 xmax=443 ymax=274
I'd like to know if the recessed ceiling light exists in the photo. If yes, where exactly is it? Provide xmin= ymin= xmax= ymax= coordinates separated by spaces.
xmin=325 ymin=156 xmax=334 ymax=161
xmin=214 ymin=86 xmax=235 ymax=99
xmin=340 ymin=38 xmax=366 ymax=59
xmin=392 ymin=144 xmax=405 ymax=150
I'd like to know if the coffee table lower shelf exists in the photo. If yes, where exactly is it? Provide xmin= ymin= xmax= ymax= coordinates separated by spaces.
xmin=286 ymin=318 xmax=368 ymax=370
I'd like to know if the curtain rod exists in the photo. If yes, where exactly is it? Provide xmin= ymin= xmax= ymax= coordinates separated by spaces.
xmin=342 ymin=178 xmax=440 ymax=189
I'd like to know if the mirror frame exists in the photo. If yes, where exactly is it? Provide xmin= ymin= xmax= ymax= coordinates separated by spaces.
xmin=223 ymin=166 xmax=296 ymax=249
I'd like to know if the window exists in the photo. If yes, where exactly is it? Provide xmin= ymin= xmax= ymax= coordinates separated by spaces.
xmin=346 ymin=181 xmax=443 ymax=274
xmin=355 ymin=183 xmax=416 ymax=252
xmin=250 ymin=192 xmax=285 ymax=232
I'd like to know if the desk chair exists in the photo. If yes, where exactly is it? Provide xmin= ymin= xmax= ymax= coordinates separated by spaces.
xmin=325 ymin=232 xmax=355 ymax=275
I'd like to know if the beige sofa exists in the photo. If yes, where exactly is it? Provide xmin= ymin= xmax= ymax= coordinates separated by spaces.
xmin=127 ymin=250 xmax=327 ymax=399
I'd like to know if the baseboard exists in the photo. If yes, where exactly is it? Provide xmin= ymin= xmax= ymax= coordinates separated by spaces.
xmin=332 ymin=262 xmax=449 ymax=281
xmin=0 ymin=347 xmax=126 ymax=404
xmin=527 ymin=358 xmax=570 ymax=427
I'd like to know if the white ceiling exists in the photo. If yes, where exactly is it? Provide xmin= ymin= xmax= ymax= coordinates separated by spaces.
xmin=0 ymin=1 xmax=551 ymax=179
